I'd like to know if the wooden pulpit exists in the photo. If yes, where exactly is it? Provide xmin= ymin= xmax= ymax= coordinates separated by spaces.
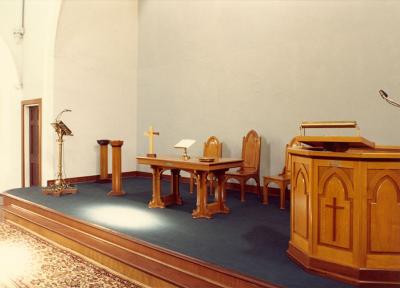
xmin=287 ymin=135 xmax=400 ymax=287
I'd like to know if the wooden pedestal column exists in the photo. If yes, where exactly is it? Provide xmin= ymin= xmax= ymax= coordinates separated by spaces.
xmin=97 ymin=139 xmax=110 ymax=183
xmin=108 ymin=140 xmax=125 ymax=196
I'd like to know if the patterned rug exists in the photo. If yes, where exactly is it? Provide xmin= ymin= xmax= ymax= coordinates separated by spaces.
xmin=0 ymin=220 xmax=143 ymax=288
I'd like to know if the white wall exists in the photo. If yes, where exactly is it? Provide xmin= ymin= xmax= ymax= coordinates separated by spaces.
xmin=2 ymin=0 xmax=400 ymax=189
xmin=0 ymin=0 xmax=62 ymax=186
xmin=0 ymin=0 xmax=22 ymax=81
xmin=0 ymin=0 xmax=138 ymax=186
xmin=54 ymin=0 xmax=138 ymax=177
xmin=0 ymin=37 xmax=22 ymax=192
xmin=137 ymin=0 xmax=400 ymax=176
xmin=23 ymin=0 xmax=62 ymax=184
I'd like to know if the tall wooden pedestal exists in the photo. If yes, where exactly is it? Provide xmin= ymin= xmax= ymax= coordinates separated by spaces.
xmin=97 ymin=139 xmax=110 ymax=183
xmin=108 ymin=140 xmax=125 ymax=196
xmin=288 ymin=139 xmax=400 ymax=287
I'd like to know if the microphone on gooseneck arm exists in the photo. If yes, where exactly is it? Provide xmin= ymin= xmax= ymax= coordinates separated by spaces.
xmin=379 ymin=89 xmax=400 ymax=108
xmin=379 ymin=90 xmax=388 ymax=99
xmin=55 ymin=109 xmax=72 ymax=122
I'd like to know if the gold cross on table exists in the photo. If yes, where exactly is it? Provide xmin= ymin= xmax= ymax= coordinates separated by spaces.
xmin=325 ymin=197 xmax=345 ymax=242
xmin=144 ymin=126 xmax=159 ymax=157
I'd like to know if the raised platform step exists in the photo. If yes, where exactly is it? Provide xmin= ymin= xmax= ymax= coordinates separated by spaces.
xmin=3 ymin=193 xmax=276 ymax=288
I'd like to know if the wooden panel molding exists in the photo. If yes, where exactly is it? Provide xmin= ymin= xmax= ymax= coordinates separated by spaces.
xmin=368 ymin=170 xmax=400 ymax=254
xmin=293 ymin=162 xmax=310 ymax=240
xmin=318 ymin=167 xmax=353 ymax=250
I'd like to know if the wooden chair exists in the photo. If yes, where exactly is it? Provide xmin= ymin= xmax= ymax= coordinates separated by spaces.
xmin=224 ymin=130 xmax=261 ymax=202
xmin=189 ymin=136 xmax=222 ymax=194
xmin=262 ymin=137 xmax=298 ymax=209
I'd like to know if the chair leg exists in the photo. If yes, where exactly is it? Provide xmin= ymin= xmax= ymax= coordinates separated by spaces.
xmin=240 ymin=179 xmax=245 ymax=202
xmin=255 ymin=176 xmax=261 ymax=197
xmin=189 ymin=174 xmax=194 ymax=194
xmin=280 ymin=183 xmax=286 ymax=210
xmin=262 ymin=183 xmax=269 ymax=205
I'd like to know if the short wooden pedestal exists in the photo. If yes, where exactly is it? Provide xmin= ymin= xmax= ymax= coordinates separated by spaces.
xmin=97 ymin=139 xmax=110 ymax=183
xmin=108 ymin=140 xmax=125 ymax=196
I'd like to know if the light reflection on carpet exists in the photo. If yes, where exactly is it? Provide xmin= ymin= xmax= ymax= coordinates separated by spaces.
xmin=82 ymin=204 xmax=162 ymax=230
xmin=0 ymin=220 xmax=142 ymax=288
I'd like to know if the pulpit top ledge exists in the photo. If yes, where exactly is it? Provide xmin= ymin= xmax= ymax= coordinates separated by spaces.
xmin=289 ymin=135 xmax=400 ymax=160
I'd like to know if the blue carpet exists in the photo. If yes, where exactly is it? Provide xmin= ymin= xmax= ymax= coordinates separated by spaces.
xmin=6 ymin=177 xmax=353 ymax=288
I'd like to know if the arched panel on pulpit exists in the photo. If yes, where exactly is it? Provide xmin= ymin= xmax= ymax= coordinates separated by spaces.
xmin=368 ymin=171 xmax=400 ymax=253
xmin=293 ymin=163 xmax=309 ymax=240
xmin=318 ymin=168 xmax=353 ymax=250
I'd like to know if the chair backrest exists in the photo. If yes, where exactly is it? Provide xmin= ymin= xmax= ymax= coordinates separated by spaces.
xmin=280 ymin=136 xmax=299 ymax=176
xmin=241 ymin=130 xmax=261 ymax=172
xmin=204 ymin=136 xmax=222 ymax=158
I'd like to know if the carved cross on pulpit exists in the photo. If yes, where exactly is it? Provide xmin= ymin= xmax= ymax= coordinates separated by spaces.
xmin=144 ymin=126 xmax=159 ymax=157
xmin=325 ymin=197 xmax=345 ymax=241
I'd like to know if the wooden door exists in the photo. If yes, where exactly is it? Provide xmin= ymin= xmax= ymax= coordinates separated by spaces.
xmin=29 ymin=106 xmax=40 ymax=186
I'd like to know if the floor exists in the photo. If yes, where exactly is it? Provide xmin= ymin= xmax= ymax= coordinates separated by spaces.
xmin=0 ymin=197 xmax=143 ymax=288
xmin=5 ymin=178 xmax=354 ymax=288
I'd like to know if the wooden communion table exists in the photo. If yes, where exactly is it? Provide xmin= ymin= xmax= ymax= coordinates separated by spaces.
xmin=136 ymin=156 xmax=242 ymax=219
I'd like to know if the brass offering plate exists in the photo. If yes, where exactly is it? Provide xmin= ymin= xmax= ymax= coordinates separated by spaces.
xmin=198 ymin=157 xmax=215 ymax=162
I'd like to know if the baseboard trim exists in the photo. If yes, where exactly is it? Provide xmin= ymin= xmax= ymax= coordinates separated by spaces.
xmin=47 ymin=171 xmax=137 ymax=186
xmin=47 ymin=170 xmax=283 ymax=198
xmin=135 ymin=171 xmax=283 ymax=196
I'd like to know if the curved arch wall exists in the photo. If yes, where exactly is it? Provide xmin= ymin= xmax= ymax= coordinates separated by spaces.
xmin=0 ymin=0 xmax=63 ymax=187
xmin=0 ymin=37 xmax=22 ymax=192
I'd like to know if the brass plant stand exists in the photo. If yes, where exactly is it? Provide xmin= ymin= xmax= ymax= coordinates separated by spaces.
xmin=43 ymin=116 xmax=77 ymax=196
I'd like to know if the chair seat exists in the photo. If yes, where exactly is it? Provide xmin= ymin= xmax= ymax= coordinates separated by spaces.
xmin=262 ymin=137 xmax=298 ymax=209
xmin=223 ymin=129 xmax=261 ymax=202
xmin=263 ymin=174 xmax=290 ymax=209
xmin=264 ymin=174 xmax=290 ymax=182
xmin=226 ymin=169 xmax=257 ymax=177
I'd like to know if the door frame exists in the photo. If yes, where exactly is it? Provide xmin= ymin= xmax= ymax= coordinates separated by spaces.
xmin=21 ymin=98 xmax=42 ymax=187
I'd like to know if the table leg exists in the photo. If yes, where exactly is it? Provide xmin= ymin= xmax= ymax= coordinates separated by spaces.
xmin=163 ymin=169 xmax=183 ymax=205
xmin=212 ymin=171 xmax=230 ymax=213
xmin=262 ymin=181 xmax=270 ymax=205
xmin=148 ymin=166 xmax=165 ymax=208
xmin=192 ymin=171 xmax=212 ymax=219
